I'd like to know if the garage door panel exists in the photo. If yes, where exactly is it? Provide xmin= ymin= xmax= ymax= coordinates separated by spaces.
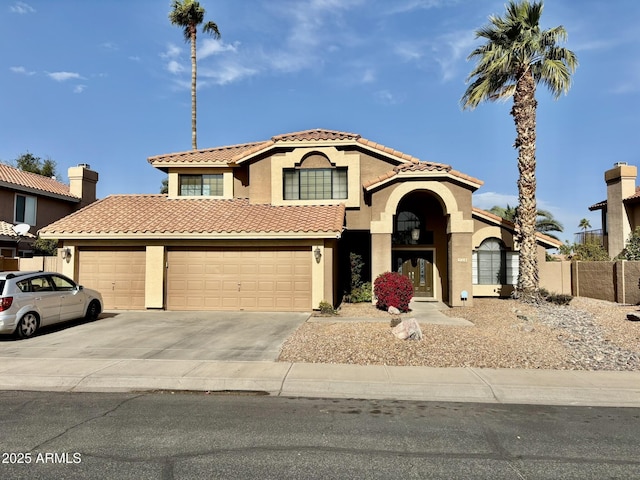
xmin=167 ymin=248 xmax=311 ymax=311
xmin=79 ymin=250 xmax=146 ymax=310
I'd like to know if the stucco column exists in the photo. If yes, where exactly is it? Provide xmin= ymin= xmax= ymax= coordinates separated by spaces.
xmin=145 ymin=245 xmax=165 ymax=309
xmin=448 ymin=231 xmax=474 ymax=307
xmin=371 ymin=233 xmax=392 ymax=289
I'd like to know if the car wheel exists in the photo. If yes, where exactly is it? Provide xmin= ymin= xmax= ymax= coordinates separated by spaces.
xmin=86 ymin=300 xmax=101 ymax=321
xmin=16 ymin=312 xmax=39 ymax=339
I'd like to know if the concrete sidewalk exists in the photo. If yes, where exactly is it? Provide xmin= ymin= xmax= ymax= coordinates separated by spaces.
xmin=0 ymin=357 xmax=638 ymax=407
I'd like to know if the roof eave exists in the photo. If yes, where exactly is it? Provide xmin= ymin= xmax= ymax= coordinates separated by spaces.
xmin=40 ymin=231 xmax=344 ymax=241
xmin=365 ymin=171 xmax=483 ymax=192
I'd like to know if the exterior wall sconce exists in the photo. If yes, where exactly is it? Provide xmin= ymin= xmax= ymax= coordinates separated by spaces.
xmin=411 ymin=228 xmax=420 ymax=242
xmin=314 ymin=246 xmax=322 ymax=264
xmin=61 ymin=247 xmax=72 ymax=261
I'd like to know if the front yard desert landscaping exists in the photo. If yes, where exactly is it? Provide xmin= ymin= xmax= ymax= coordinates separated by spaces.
xmin=278 ymin=297 xmax=640 ymax=371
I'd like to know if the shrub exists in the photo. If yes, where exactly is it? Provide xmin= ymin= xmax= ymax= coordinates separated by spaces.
xmin=373 ymin=272 xmax=414 ymax=312
xmin=318 ymin=300 xmax=336 ymax=315
xmin=546 ymin=293 xmax=572 ymax=306
xmin=350 ymin=282 xmax=372 ymax=303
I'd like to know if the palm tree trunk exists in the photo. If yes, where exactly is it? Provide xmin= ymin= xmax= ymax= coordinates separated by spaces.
xmin=512 ymin=68 xmax=539 ymax=298
xmin=190 ymin=28 xmax=198 ymax=150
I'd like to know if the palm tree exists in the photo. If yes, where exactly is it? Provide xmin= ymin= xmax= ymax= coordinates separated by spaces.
xmin=461 ymin=1 xmax=577 ymax=299
xmin=169 ymin=0 xmax=220 ymax=150
xmin=578 ymin=218 xmax=591 ymax=232
xmin=535 ymin=209 xmax=563 ymax=240
xmin=489 ymin=205 xmax=563 ymax=239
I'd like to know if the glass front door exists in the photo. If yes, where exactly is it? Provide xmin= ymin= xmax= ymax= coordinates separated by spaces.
xmin=396 ymin=251 xmax=434 ymax=298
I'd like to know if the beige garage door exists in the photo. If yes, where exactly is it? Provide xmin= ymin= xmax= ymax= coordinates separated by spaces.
xmin=78 ymin=249 xmax=146 ymax=310
xmin=167 ymin=248 xmax=311 ymax=311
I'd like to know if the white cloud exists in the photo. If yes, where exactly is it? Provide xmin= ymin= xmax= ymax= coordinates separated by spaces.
xmin=160 ymin=44 xmax=182 ymax=59
xmin=47 ymin=71 xmax=83 ymax=82
xmin=374 ymin=89 xmax=403 ymax=106
xmin=166 ymin=60 xmax=185 ymax=75
xmin=128 ymin=56 xmax=141 ymax=62
xmin=199 ymin=39 xmax=239 ymax=60
xmin=10 ymin=1 xmax=35 ymax=14
xmin=199 ymin=63 xmax=258 ymax=86
xmin=73 ymin=85 xmax=87 ymax=94
xmin=472 ymin=192 xmax=518 ymax=210
xmin=10 ymin=66 xmax=35 ymax=76
xmin=100 ymin=42 xmax=118 ymax=51
xmin=384 ymin=0 xmax=460 ymax=15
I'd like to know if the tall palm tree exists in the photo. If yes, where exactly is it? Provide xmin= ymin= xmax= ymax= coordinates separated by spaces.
xmin=461 ymin=1 xmax=577 ymax=299
xmin=169 ymin=0 xmax=220 ymax=150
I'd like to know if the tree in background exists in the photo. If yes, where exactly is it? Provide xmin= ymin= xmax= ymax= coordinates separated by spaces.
xmin=160 ymin=178 xmax=169 ymax=194
xmin=13 ymin=152 xmax=58 ymax=178
xmin=169 ymin=0 xmax=220 ymax=150
xmin=618 ymin=227 xmax=640 ymax=261
xmin=462 ymin=1 xmax=577 ymax=300
xmin=489 ymin=205 xmax=564 ymax=240
xmin=578 ymin=218 xmax=591 ymax=232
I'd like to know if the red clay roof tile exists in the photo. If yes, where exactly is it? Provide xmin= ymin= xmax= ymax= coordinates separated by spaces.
xmin=40 ymin=195 xmax=345 ymax=237
xmin=0 ymin=163 xmax=78 ymax=201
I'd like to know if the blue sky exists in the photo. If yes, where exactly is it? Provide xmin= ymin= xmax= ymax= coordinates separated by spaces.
xmin=2 ymin=0 xmax=639 ymax=243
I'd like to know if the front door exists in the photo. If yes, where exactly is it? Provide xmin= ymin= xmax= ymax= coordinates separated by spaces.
xmin=400 ymin=253 xmax=434 ymax=297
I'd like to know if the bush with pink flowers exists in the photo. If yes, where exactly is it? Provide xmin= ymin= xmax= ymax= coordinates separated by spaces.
xmin=373 ymin=271 xmax=414 ymax=312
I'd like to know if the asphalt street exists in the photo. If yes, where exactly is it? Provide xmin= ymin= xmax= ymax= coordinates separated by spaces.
xmin=1 ymin=391 xmax=639 ymax=479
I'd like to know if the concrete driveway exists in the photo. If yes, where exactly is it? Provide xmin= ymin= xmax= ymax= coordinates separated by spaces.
xmin=0 ymin=310 xmax=310 ymax=361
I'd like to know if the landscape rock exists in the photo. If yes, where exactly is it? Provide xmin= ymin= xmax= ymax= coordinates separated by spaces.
xmin=391 ymin=318 xmax=423 ymax=341
xmin=388 ymin=306 xmax=401 ymax=315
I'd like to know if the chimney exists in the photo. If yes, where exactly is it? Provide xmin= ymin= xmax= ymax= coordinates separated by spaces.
xmin=605 ymin=162 xmax=637 ymax=257
xmin=68 ymin=164 xmax=99 ymax=208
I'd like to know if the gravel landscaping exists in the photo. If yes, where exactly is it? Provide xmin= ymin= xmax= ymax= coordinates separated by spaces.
xmin=278 ymin=297 xmax=640 ymax=370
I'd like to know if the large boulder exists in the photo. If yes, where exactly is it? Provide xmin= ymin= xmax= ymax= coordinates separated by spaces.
xmin=391 ymin=318 xmax=423 ymax=340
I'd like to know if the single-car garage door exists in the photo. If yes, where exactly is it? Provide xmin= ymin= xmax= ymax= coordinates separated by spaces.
xmin=78 ymin=249 xmax=146 ymax=310
xmin=166 ymin=248 xmax=311 ymax=311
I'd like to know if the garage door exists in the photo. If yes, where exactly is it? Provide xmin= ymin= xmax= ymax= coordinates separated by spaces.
xmin=78 ymin=249 xmax=146 ymax=310
xmin=167 ymin=248 xmax=311 ymax=311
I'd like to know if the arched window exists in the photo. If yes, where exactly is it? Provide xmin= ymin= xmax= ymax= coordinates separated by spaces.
xmin=475 ymin=238 xmax=506 ymax=285
xmin=394 ymin=211 xmax=420 ymax=244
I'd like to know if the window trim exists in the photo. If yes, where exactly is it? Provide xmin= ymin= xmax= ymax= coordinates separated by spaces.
xmin=14 ymin=193 xmax=37 ymax=226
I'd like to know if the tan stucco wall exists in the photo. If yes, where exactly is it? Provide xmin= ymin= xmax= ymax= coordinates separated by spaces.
xmin=605 ymin=164 xmax=637 ymax=257
xmin=540 ymin=260 xmax=571 ymax=295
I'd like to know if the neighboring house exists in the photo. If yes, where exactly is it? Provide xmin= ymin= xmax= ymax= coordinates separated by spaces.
xmin=589 ymin=162 xmax=640 ymax=257
xmin=40 ymin=129 xmax=560 ymax=311
xmin=0 ymin=163 xmax=98 ymax=258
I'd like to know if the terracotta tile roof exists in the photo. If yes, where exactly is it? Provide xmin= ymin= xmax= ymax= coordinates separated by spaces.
xmin=0 ymin=163 xmax=78 ymax=201
xmin=472 ymin=207 xmax=563 ymax=248
xmin=363 ymin=161 xmax=483 ymax=189
xmin=148 ymin=128 xmax=427 ymax=168
xmin=0 ymin=220 xmax=36 ymax=240
xmin=40 ymin=195 xmax=346 ymax=238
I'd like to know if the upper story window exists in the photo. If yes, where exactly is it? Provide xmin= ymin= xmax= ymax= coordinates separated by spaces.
xmin=15 ymin=194 xmax=37 ymax=225
xmin=179 ymin=174 xmax=223 ymax=196
xmin=283 ymin=168 xmax=347 ymax=200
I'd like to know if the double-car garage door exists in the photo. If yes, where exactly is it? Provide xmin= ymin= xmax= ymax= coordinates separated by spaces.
xmin=166 ymin=248 xmax=311 ymax=311
xmin=77 ymin=247 xmax=312 ymax=311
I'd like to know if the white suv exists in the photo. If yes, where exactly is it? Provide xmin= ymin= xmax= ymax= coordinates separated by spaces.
xmin=0 ymin=271 xmax=103 ymax=339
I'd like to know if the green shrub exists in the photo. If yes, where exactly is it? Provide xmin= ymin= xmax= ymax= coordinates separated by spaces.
xmin=349 ymin=282 xmax=372 ymax=303
xmin=373 ymin=272 xmax=414 ymax=312
xmin=318 ymin=300 xmax=336 ymax=315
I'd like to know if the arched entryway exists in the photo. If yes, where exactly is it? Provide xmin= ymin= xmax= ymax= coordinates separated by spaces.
xmin=392 ymin=191 xmax=447 ymax=300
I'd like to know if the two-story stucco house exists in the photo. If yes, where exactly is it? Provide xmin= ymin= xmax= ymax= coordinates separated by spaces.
xmin=40 ymin=129 xmax=559 ymax=311
xmin=0 ymin=163 xmax=98 ymax=257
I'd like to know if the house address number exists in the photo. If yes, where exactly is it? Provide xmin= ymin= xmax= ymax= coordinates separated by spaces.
xmin=457 ymin=258 xmax=468 ymax=262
